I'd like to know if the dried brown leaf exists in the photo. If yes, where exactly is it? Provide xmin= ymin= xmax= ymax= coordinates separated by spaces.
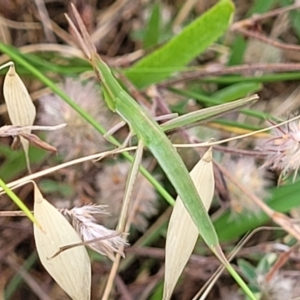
xmin=19 ymin=132 xmax=57 ymax=152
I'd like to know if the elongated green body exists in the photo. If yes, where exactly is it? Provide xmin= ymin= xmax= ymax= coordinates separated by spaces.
xmin=94 ymin=56 xmax=218 ymax=248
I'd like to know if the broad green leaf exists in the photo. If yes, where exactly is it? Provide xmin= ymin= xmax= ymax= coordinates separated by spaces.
xmin=125 ymin=0 xmax=234 ymax=88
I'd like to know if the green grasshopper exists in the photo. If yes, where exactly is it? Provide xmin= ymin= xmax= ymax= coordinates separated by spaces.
xmin=66 ymin=7 xmax=221 ymax=250
xmin=65 ymin=5 xmax=256 ymax=299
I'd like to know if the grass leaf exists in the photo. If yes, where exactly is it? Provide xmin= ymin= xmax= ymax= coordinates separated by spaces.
xmin=125 ymin=0 xmax=234 ymax=88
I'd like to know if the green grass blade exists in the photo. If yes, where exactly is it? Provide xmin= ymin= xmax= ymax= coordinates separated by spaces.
xmin=212 ymin=82 xmax=262 ymax=102
xmin=0 ymin=178 xmax=37 ymax=225
xmin=225 ymin=264 xmax=257 ymax=300
xmin=169 ymin=87 xmax=275 ymax=120
xmin=228 ymin=36 xmax=247 ymax=66
xmin=0 ymin=44 xmax=91 ymax=75
xmin=161 ymin=95 xmax=258 ymax=132
xmin=125 ymin=0 xmax=234 ymax=88
xmin=201 ymin=72 xmax=300 ymax=83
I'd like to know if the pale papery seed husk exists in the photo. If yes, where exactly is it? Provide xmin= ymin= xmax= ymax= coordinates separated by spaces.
xmin=163 ymin=148 xmax=214 ymax=300
xmin=3 ymin=64 xmax=36 ymax=172
xmin=33 ymin=185 xmax=91 ymax=300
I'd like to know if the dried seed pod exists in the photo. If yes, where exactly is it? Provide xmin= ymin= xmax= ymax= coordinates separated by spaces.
xmin=163 ymin=147 xmax=214 ymax=300
xmin=33 ymin=184 xmax=91 ymax=300
xmin=3 ymin=62 xmax=36 ymax=172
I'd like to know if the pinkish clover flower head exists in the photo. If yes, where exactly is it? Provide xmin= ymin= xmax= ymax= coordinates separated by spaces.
xmin=257 ymin=119 xmax=300 ymax=179
xmin=38 ymin=78 xmax=118 ymax=160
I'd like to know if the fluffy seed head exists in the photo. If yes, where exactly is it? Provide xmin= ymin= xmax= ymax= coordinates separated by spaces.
xmin=257 ymin=119 xmax=300 ymax=179
xmin=96 ymin=161 xmax=158 ymax=231
xmin=225 ymin=157 xmax=270 ymax=216
xmin=63 ymin=205 xmax=127 ymax=261
xmin=257 ymin=273 xmax=294 ymax=300
xmin=38 ymin=78 xmax=118 ymax=160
